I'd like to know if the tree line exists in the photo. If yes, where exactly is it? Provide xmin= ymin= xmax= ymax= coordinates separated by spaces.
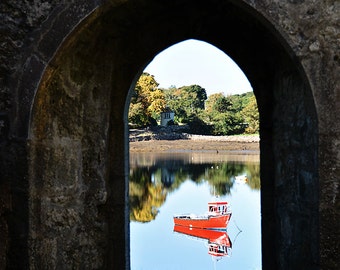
xmin=129 ymin=72 xmax=259 ymax=135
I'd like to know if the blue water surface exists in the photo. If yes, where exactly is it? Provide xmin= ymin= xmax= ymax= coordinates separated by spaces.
xmin=130 ymin=153 xmax=261 ymax=270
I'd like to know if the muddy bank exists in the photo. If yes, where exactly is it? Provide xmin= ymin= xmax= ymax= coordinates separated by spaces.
xmin=130 ymin=132 xmax=260 ymax=153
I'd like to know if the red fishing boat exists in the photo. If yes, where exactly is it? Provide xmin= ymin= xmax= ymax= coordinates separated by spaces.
xmin=173 ymin=201 xmax=232 ymax=229
xmin=173 ymin=225 xmax=232 ymax=258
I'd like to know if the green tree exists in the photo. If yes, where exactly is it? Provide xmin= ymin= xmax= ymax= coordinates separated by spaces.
xmin=205 ymin=93 xmax=244 ymax=135
xmin=164 ymin=87 xmax=184 ymax=122
xmin=204 ymin=91 xmax=258 ymax=135
xmin=129 ymin=73 xmax=166 ymax=127
xmin=214 ymin=95 xmax=233 ymax=113
xmin=129 ymin=102 xmax=148 ymax=126
xmin=205 ymin=93 xmax=224 ymax=114
xmin=229 ymin=92 xmax=254 ymax=112
xmin=180 ymin=84 xmax=207 ymax=111
xmin=211 ymin=112 xmax=245 ymax=135
xmin=241 ymin=95 xmax=259 ymax=134
xmin=164 ymin=84 xmax=207 ymax=123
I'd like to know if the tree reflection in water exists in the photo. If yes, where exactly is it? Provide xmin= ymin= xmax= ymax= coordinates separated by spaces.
xmin=129 ymin=152 xmax=260 ymax=223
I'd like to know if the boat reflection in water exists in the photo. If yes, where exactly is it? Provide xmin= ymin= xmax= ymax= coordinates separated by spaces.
xmin=173 ymin=225 xmax=232 ymax=261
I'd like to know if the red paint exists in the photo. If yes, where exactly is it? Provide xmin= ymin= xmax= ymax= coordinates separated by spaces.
xmin=173 ymin=201 xmax=232 ymax=229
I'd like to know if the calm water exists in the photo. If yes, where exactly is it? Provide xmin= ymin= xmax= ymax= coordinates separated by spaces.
xmin=130 ymin=152 xmax=261 ymax=270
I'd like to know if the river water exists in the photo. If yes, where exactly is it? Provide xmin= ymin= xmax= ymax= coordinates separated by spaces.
xmin=130 ymin=151 xmax=261 ymax=270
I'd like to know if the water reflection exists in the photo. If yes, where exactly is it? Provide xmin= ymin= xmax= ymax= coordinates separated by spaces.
xmin=130 ymin=152 xmax=261 ymax=269
xmin=130 ymin=152 xmax=260 ymax=223
xmin=173 ymin=226 xmax=232 ymax=260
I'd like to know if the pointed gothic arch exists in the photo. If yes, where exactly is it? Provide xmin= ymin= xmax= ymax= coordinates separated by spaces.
xmin=22 ymin=1 xmax=320 ymax=269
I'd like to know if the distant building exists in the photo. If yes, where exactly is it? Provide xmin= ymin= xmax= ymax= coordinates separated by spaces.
xmin=160 ymin=108 xmax=175 ymax=126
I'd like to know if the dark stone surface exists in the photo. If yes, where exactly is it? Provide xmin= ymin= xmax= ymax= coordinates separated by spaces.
xmin=0 ymin=0 xmax=339 ymax=269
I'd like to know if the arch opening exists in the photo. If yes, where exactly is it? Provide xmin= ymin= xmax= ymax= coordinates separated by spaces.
xmin=128 ymin=40 xmax=261 ymax=269
xmin=27 ymin=1 xmax=318 ymax=269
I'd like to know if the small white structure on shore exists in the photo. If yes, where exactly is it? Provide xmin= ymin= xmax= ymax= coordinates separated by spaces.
xmin=160 ymin=108 xmax=175 ymax=126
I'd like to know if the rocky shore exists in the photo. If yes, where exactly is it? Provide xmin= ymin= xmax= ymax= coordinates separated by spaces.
xmin=129 ymin=126 xmax=259 ymax=152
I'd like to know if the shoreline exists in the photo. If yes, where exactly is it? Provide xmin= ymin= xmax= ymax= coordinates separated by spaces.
xmin=129 ymin=135 xmax=260 ymax=153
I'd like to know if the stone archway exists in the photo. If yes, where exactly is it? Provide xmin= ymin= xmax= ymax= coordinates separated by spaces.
xmin=26 ymin=1 xmax=318 ymax=269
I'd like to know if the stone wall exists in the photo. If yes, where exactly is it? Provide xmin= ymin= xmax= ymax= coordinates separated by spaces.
xmin=0 ymin=0 xmax=339 ymax=269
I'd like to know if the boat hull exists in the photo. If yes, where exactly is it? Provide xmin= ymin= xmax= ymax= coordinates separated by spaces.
xmin=173 ymin=213 xmax=231 ymax=229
